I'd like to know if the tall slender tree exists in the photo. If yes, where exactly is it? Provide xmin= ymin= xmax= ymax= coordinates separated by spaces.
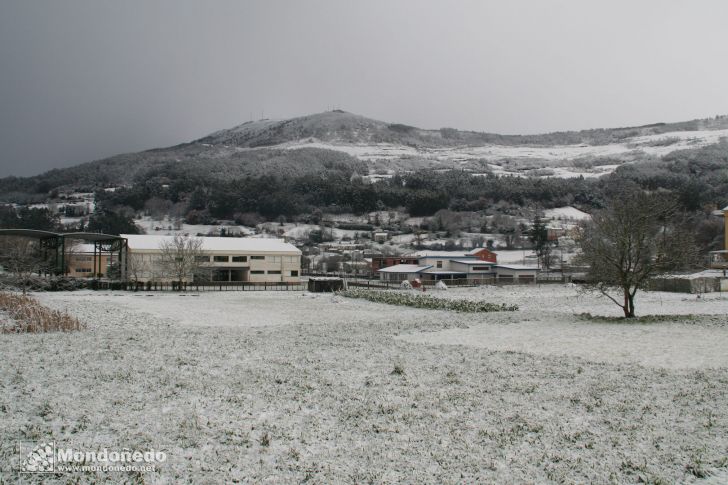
xmin=528 ymin=215 xmax=552 ymax=270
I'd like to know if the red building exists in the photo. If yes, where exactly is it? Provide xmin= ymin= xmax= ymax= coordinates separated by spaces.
xmin=466 ymin=248 xmax=498 ymax=263
xmin=371 ymin=256 xmax=419 ymax=273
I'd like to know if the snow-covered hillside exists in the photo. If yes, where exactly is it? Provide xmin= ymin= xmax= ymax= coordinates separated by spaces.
xmin=271 ymin=127 xmax=728 ymax=178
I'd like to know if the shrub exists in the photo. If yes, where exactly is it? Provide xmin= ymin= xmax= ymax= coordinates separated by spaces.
xmin=0 ymin=292 xmax=84 ymax=333
xmin=0 ymin=274 xmax=88 ymax=292
xmin=339 ymin=289 xmax=518 ymax=313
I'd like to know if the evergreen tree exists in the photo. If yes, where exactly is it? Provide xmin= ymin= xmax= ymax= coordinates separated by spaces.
xmin=528 ymin=215 xmax=552 ymax=270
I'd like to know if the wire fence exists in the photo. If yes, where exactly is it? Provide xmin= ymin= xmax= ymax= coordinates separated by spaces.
xmin=80 ymin=272 xmax=574 ymax=292
xmin=89 ymin=280 xmax=306 ymax=292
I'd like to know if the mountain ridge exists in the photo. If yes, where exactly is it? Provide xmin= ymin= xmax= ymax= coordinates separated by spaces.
xmin=1 ymin=110 xmax=728 ymax=199
xmin=195 ymin=110 xmax=728 ymax=148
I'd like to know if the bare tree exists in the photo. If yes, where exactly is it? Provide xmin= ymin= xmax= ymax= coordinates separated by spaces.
xmin=576 ymin=191 xmax=698 ymax=318
xmin=159 ymin=235 xmax=211 ymax=285
xmin=125 ymin=253 xmax=151 ymax=283
xmin=62 ymin=239 xmax=84 ymax=275
xmin=0 ymin=237 xmax=50 ymax=294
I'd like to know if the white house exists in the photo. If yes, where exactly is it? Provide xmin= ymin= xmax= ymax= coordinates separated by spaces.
xmin=122 ymin=235 xmax=301 ymax=283
xmin=378 ymin=264 xmax=433 ymax=282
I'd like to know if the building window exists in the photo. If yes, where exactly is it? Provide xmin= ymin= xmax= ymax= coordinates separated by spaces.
xmin=213 ymin=255 xmax=229 ymax=262
xmin=270 ymin=256 xmax=281 ymax=263
xmin=436 ymin=261 xmax=443 ymax=268
xmin=472 ymin=266 xmax=490 ymax=271
xmin=268 ymin=270 xmax=281 ymax=274
xmin=250 ymin=270 xmax=264 ymax=275
xmin=195 ymin=256 xmax=210 ymax=262
xmin=250 ymin=256 xmax=265 ymax=260
xmin=286 ymin=256 xmax=298 ymax=263
xmin=290 ymin=270 xmax=299 ymax=277
xmin=232 ymin=256 xmax=247 ymax=262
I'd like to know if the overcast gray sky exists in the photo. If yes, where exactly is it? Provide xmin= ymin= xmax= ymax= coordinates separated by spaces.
xmin=1 ymin=0 xmax=727 ymax=176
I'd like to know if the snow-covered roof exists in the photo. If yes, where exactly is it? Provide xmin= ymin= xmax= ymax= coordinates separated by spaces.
xmin=494 ymin=264 xmax=539 ymax=271
xmin=377 ymin=264 xmax=432 ymax=273
xmin=122 ymin=234 xmax=301 ymax=253
xmin=450 ymin=259 xmax=493 ymax=265
xmin=422 ymin=270 xmax=468 ymax=275
xmin=411 ymin=251 xmax=472 ymax=258
xmin=543 ymin=206 xmax=591 ymax=221
xmin=655 ymin=269 xmax=726 ymax=280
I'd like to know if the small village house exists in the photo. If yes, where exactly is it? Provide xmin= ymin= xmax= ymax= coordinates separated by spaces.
xmin=372 ymin=231 xmax=389 ymax=243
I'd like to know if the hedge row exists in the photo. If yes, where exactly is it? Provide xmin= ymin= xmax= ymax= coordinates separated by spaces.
xmin=339 ymin=289 xmax=518 ymax=313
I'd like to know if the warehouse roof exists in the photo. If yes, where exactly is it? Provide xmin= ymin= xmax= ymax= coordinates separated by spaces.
xmin=450 ymin=259 xmax=493 ymax=265
xmin=494 ymin=264 xmax=539 ymax=270
xmin=377 ymin=264 xmax=432 ymax=273
xmin=121 ymin=234 xmax=301 ymax=253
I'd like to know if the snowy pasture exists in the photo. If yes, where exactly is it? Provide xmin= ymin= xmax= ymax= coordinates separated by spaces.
xmin=399 ymin=285 xmax=728 ymax=369
xmin=0 ymin=286 xmax=727 ymax=483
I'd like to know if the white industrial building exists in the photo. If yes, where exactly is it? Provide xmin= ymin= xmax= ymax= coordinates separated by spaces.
xmin=122 ymin=235 xmax=301 ymax=283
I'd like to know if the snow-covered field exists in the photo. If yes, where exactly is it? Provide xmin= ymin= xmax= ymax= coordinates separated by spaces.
xmin=1 ymin=286 xmax=727 ymax=483
xmin=399 ymin=285 xmax=728 ymax=369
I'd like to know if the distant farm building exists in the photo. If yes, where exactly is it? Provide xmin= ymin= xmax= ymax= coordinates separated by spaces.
xmin=372 ymin=231 xmax=389 ymax=243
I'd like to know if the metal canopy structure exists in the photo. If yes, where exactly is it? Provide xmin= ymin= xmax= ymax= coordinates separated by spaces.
xmin=0 ymin=229 xmax=128 ymax=279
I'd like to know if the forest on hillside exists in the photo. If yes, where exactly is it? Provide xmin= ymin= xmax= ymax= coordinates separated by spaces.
xmin=0 ymin=139 xmax=726 ymax=256
xmin=86 ymin=139 xmax=728 ymax=220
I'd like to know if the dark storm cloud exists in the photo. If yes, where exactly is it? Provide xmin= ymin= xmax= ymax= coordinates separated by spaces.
xmin=1 ymin=0 xmax=727 ymax=176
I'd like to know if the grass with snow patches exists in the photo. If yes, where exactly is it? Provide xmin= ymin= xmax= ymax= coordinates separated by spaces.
xmin=339 ymin=289 xmax=519 ymax=313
